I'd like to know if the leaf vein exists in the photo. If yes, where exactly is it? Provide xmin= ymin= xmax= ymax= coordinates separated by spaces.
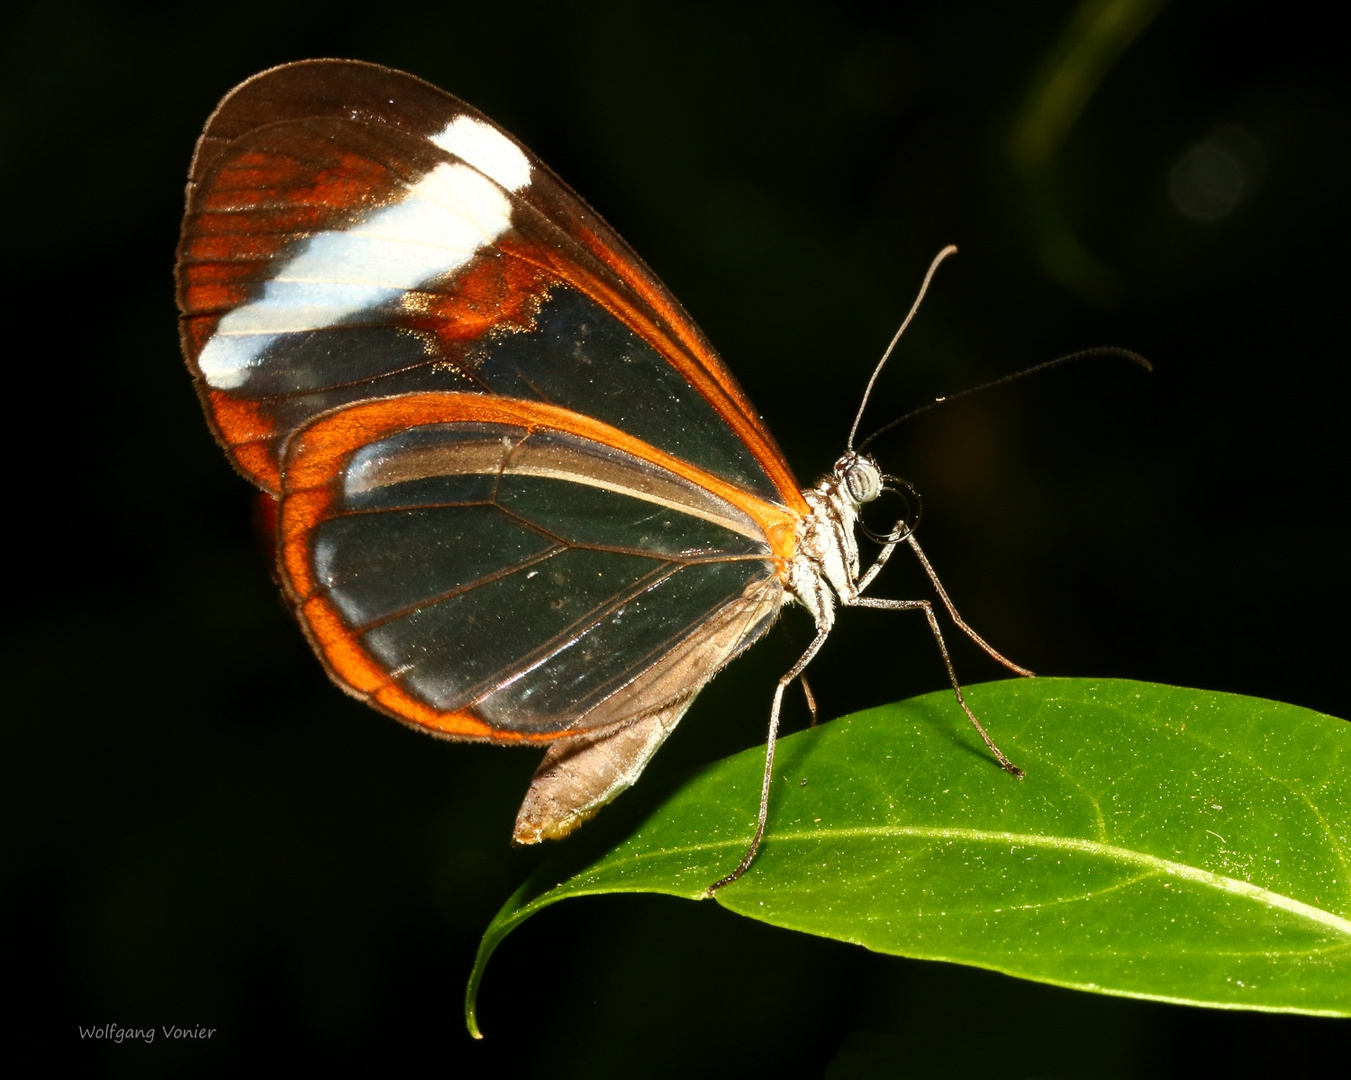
xmin=582 ymin=826 xmax=1351 ymax=937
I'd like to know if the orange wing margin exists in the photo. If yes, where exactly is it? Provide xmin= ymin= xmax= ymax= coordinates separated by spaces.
xmin=277 ymin=393 xmax=802 ymax=743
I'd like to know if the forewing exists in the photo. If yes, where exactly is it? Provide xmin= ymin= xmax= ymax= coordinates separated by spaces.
xmin=277 ymin=394 xmax=787 ymax=741
xmin=177 ymin=59 xmax=802 ymax=508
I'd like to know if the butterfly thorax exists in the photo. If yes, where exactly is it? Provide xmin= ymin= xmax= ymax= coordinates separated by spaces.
xmin=787 ymin=453 xmax=884 ymax=633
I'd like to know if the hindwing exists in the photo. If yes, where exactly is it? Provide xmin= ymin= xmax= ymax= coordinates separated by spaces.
xmin=277 ymin=394 xmax=789 ymax=740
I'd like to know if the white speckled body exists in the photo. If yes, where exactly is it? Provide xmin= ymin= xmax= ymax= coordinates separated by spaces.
xmin=785 ymin=453 xmax=884 ymax=633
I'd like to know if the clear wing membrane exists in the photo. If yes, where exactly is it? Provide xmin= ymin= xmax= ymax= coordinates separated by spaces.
xmin=288 ymin=419 xmax=783 ymax=737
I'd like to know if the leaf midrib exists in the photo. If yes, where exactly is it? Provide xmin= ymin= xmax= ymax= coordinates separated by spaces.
xmin=571 ymin=826 xmax=1351 ymax=935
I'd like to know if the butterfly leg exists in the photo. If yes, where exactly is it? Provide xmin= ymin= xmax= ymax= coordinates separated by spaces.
xmin=709 ymin=630 xmax=830 ymax=894
xmin=849 ymin=595 xmax=1023 ymax=778
xmin=854 ymin=528 xmax=906 ymax=594
xmin=800 ymin=674 xmax=819 ymax=726
xmin=904 ymin=535 xmax=1034 ymax=677
xmin=854 ymin=525 xmax=1033 ymax=678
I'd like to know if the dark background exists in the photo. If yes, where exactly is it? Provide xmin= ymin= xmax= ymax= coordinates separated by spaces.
xmin=3 ymin=0 xmax=1348 ymax=1075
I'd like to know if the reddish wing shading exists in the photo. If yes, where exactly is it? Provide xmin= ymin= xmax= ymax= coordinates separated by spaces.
xmin=176 ymin=59 xmax=804 ymax=510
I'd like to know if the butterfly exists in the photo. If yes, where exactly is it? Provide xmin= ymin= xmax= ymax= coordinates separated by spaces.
xmin=176 ymin=59 xmax=1028 ymax=889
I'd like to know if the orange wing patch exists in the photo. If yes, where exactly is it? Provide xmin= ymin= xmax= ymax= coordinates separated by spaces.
xmin=403 ymin=236 xmax=554 ymax=349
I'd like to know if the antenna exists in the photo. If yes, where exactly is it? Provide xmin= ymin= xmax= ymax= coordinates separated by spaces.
xmin=855 ymin=347 xmax=1152 ymax=454
xmin=847 ymin=244 xmax=959 ymax=451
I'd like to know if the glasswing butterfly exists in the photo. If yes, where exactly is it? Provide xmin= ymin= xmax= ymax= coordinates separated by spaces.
xmin=176 ymin=59 xmax=1029 ymax=889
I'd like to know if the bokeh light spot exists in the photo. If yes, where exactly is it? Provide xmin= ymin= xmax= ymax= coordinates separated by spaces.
xmin=1169 ymin=125 xmax=1266 ymax=222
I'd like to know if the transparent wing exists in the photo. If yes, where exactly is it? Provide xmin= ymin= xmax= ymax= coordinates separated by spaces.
xmin=278 ymin=396 xmax=787 ymax=740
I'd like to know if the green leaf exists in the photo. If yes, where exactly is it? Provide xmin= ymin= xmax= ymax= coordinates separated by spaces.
xmin=465 ymin=678 xmax=1351 ymax=1035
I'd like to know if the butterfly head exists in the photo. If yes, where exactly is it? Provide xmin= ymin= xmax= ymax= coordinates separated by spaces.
xmin=833 ymin=451 xmax=884 ymax=506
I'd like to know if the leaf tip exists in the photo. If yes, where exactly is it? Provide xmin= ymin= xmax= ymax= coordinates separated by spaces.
xmin=464 ymin=969 xmax=486 ymax=1039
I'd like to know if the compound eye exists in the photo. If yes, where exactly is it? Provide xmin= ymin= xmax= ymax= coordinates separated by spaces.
xmin=844 ymin=459 xmax=882 ymax=503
